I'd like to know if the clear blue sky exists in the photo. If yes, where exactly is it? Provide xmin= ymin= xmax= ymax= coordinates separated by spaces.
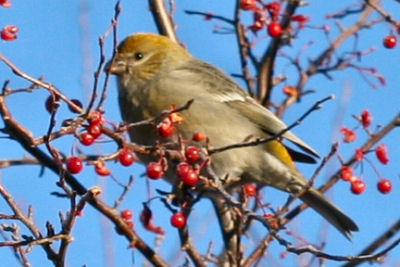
xmin=1 ymin=1 xmax=399 ymax=266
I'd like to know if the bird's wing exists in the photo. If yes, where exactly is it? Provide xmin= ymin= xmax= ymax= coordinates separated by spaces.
xmin=179 ymin=60 xmax=319 ymax=159
xmin=224 ymin=97 xmax=319 ymax=158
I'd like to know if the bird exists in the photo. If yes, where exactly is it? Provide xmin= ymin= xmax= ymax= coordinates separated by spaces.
xmin=106 ymin=32 xmax=358 ymax=238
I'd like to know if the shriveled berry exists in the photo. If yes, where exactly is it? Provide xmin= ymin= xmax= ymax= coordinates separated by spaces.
xmin=264 ymin=2 xmax=281 ymax=18
xmin=340 ymin=127 xmax=356 ymax=143
xmin=375 ymin=144 xmax=389 ymax=164
xmin=361 ymin=110 xmax=372 ymax=128
xmin=68 ymin=99 xmax=83 ymax=113
xmin=95 ymin=162 xmax=111 ymax=176
xmin=45 ymin=95 xmax=60 ymax=113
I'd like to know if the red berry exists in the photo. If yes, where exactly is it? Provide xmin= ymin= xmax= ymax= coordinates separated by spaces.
xmin=118 ymin=149 xmax=135 ymax=166
xmin=170 ymin=212 xmax=186 ymax=228
xmin=75 ymin=210 xmax=84 ymax=216
xmin=157 ymin=118 xmax=175 ymax=138
xmin=181 ymin=169 xmax=199 ymax=186
xmin=146 ymin=162 xmax=164 ymax=179
xmin=88 ymin=110 xmax=105 ymax=125
xmin=66 ymin=157 xmax=83 ymax=174
xmin=4 ymin=25 xmax=17 ymax=34
xmin=185 ymin=146 xmax=201 ymax=163
xmin=267 ymin=21 xmax=282 ymax=38
xmin=68 ymin=99 xmax=83 ymax=113
xmin=121 ymin=209 xmax=133 ymax=220
xmin=239 ymin=0 xmax=257 ymax=10
xmin=263 ymin=213 xmax=273 ymax=219
xmin=244 ymin=183 xmax=257 ymax=196
xmin=1 ymin=25 xmax=18 ymax=41
xmin=355 ymin=148 xmax=364 ymax=162
xmin=88 ymin=122 xmax=102 ymax=138
xmin=340 ymin=166 xmax=353 ymax=181
xmin=361 ymin=110 xmax=372 ymax=128
xmin=192 ymin=132 xmax=206 ymax=142
xmin=377 ymin=179 xmax=392 ymax=194
xmin=0 ymin=0 xmax=11 ymax=8
xmin=80 ymin=132 xmax=95 ymax=146
xmin=176 ymin=162 xmax=191 ymax=177
xmin=383 ymin=35 xmax=397 ymax=49
xmin=351 ymin=179 xmax=365 ymax=195
xmin=376 ymin=144 xmax=389 ymax=164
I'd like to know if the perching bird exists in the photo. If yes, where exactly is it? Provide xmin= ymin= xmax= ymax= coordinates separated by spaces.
xmin=106 ymin=33 xmax=358 ymax=238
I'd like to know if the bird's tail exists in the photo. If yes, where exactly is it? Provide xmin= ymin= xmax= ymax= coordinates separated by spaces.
xmin=299 ymin=187 xmax=358 ymax=239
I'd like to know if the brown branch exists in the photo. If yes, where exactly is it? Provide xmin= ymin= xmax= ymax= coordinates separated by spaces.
xmin=96 ymin=1 xmax=121 ymax=111
xmin=342 ymin=217 xmax=400 ymax=267
xmin=274 ymin=232 xmax=400 ymax=263
xmin=301 ymin=1 xmax=378 ymax=91
xmin=0 ymin=181 xmax=59 ymax=263
xmin=148 ymin=0 xmax=178 ymax=42
xmin=284 ymin=111 xmax=400 ymax=222
xmin=184 ymin=10 xmax=234 ymax=24
xmin=0 ymin=234 xmax=72 ymax=248
xmin=0 ymin=54 xmax=83 ymax=114
xmin=258 ymin=0 xmax=301 ymax=105
xmin=0 ymin=95 xmax=169 ymax=267
xmin=233 ymin=2 xmax=257 ymax=96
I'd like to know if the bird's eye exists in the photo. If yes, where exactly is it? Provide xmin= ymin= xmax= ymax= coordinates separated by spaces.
xmin=134 ymin=52 xmax=144 ymax=60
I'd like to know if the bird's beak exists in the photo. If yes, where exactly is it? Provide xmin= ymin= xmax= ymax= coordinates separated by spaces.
xmin=104 ymin=58 xmax=125 ymax=75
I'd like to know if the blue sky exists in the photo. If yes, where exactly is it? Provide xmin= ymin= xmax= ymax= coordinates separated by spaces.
xmin=1 ymin=1 xmax=400 ymax=266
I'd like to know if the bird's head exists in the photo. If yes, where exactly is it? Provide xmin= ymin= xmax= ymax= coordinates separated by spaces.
xmin=106 ymin=33 xmax=191 ymax=88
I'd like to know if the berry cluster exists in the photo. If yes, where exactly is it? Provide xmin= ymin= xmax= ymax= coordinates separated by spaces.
xmin=339 ymin=110 xmax=392 ymax=195
xmin=239 ymin=0 xmax=310 ymax=37
xmin=63 ymin=109 xmax=136 ymax=176
xmin=1 ymin=2 xmax=17 ymax=41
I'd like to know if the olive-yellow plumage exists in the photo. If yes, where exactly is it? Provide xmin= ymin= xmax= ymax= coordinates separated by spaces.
xmin=107 ymin=33 xmax=358 ymax=238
